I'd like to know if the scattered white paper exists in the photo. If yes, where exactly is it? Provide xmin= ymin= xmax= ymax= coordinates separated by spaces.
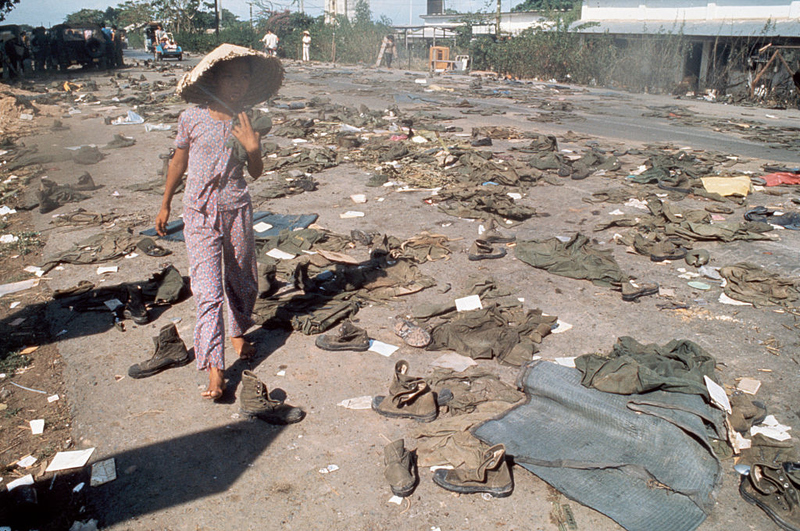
xmin=19 ymin=113 xmax=33 ymax=121
xmin=350 ymin=194 xmax=367 ymax=204
xmin=751 ymin=415 xmax=792 ymax=441
xmin=90 ymin=458 xmax=116 ymax=487
xmin=124 ymin=253 xmax=138 ymax=259
xmin=0 ymin=234 xmax=18 ymax=244
xmin=6 ymin=474 xmax=34 ymax=491
xmin=507 ymin=192 xmax=522 ymax=200
xmin=253 ymin=222 xmax=273 ymax=232
xmin=48 ymin=394 xmax=60 ymax=403
xmin=388 ymin=495 xmax=404 ymax=505
xmin=318 ymin=464 xmax=339 ymax=474
xmin=704 ymin=375 xmax=731 ymax=414
xmin=430 ymin=352 xmax=477 ymax=372
xmin=337 ymin=396 xmax=373 ymax=409
xmin=144 ymin=123 xmax=171 ymax=132
xmin=17 ymin=455 xmax=37 ymax=468
xmin=608 ymin=209 xmax=625 ymax=216
xmin=368 ymin=340 xmax=399 ymax=357
xmin=23 ymin=265 xmax=44 ymax=277
xmin=0 ymin=205 xmax=16 ymax=216
xmin=97 ymin=266 xmax=118 ymax=275
xmin=551 ymin=320 xmax=573 ymax=334
xmin=265 ymin=248 xmax=296 ymax=260
xmin=414 ymin=78 xmax=427 ymax=84
xmin=103 ymin=299 xmax=123 ymax=311
xmin=0 ymin=278 xmax=39 ymax=298
xmin=623 ymin=198 xmax=649 ymax=210
xmin=719 ymin=293 xmax=751 ymax=306
xmin=46 ymin=448 xmax=95 ymax=472
xmin=29 ymin=419 xmax=44 ymax=435
xmin=340 ymin=211 xmax=365 ymax=219
xmin=9 ymin=301 xmax=20 ymax=309
xmin=733 ymin=431 xmax=752 ymax=451
xmin=276 ymin=369 xmax=286 ymax=377
xmin=455 ymin=295 xmax=482 ymax=312
xmin=737 ymin=377 xmax=761 ymax=395
xmin=554 ymin=357 xmax=576 ymax=368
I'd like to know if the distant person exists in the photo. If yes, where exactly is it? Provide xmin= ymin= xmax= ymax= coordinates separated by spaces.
xmin=302 ymin=30 xmax=311 ymax=62
xmin=31 ymin=26 xmax=50 ymax=73
xmin=261 ymin=29 xmax=278 ymax=57
xmin=112 ymin=25 xmax=124 ymax=67
xmin=100 ymin=23 xmax=112 ymax=40
xmin=378 ymin=34 xmax=396 ymax=68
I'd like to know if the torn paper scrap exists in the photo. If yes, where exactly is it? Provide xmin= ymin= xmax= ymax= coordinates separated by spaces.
xmin=266 ymin=248 xmax=296 ymax=260
xmin=701 ymin=176 xmax=751 ymax=197
xmin=0 ymin=278 xmax=39 ymax=298
xmin=751 ymin=415 xmax=792 ymax=441
xmin=30 ymin=419 xmax=44 ymax=435
xmin=337 ymin=396 xmax=373 ymax=410
xmin=46 ymin=448 xmax=95 ymax=472
xmin=17 ymin=455 xmax=37 ymax=468
xmin=369 ymin=340 xmax=399 ymax=357
xmin=6 ymin=474 xmax=34 ymax=491
xmin=97 ymin=266 xmax=118 ymax=275
xmin=340 ymin=211 xmax=365 ymax=219
xmin=455 ymin=295 xmax=482 ymax=312
xmin=705 ymin=375 xmax=732 ymax=414
xmin=253 ymin=222 xmax=273 ymax=232
xmin=430 ymin=352 xmax=478 ymax=372
xmin=90 ymin=458 xmax=117 ymax=487
xmin=554 ymin=357 xmax=576 ymax=368
xmin=737 ymin=377 xmax=761 ymax=395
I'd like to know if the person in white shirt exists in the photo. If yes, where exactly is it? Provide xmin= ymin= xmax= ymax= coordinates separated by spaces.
xmin=302 ymin=31 xmax=311 ymax=62
xmin=261 ymin=30 xmax=279 ymax=57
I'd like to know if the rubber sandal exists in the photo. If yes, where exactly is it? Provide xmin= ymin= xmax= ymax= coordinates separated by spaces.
xmin=394 ymin=318 xmax=431 ymax=348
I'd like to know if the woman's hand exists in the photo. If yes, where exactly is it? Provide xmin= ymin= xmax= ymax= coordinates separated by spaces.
xmin=232 ymin=112 xmax=261 ymax=155
xmin=155 ymin=205 xmax=171 ymax=236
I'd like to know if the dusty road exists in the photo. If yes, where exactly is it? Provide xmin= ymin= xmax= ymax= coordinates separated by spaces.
xmin=2 ymin=52 xmax=800 ymax=531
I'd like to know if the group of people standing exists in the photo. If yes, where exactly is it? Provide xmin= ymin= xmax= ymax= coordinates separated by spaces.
xmin=260 ymin=29 xmax=312 ymax=62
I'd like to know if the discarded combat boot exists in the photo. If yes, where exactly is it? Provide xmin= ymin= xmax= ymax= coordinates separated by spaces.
xmin=650 ymin=240 xmax=688 ymax=262
xmin=740 ymin=462 xmax=800 ymax=531
xmin=123 ymin=284 xmax=149 ymax=325
xmin=468 ymin=239 xmax=507 ymax=261
xmin=433 ymin=443 xmax=513 ymax=498
xmin=621 ymin=280 xmax=659 ymax=302
xmin=471 ymin=137 xmax=492 ymax=147
xmin=315 ymin=321 xmax=370 ymax=351
xmin=372 ymin=360 xmax=437 ymax=422
xmin=481 ymin=219 xmax=515 ymax=244
xmin=240 ymin=370 xmax=305 ymax=424
xmin=384 ymin=439 xmax=417 ymax=497
xmin=128 ymin=323 xmax=190 ymax=379
xmin=73 ymin=172 xmax=100 ymax=191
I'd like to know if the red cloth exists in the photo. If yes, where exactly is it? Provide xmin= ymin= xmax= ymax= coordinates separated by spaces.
xmin=762 ymin=172 xmax=800 ymax=186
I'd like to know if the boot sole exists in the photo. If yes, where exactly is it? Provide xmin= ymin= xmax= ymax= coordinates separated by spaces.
xmin=371 ymin=396 xmax=437 ymax=423
xmin=314 ymin=338 xmax=370 ymax=351
xmin=739 ymin=476 xmax=800 ymax=531
xmin=240 ymin=408 xmax=305 ymax=425
xmin=433 ymin=470 xmax=514 ymax=498
xmin=128 ymin=354 xmax=191 ymax=379
xmin=123 ymin=309 xmax=150 ymax=325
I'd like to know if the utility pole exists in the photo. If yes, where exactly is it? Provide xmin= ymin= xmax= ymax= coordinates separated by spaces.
xmin=495 ymin=0 xmax=501 ymax=38
xmin=215 ymin=0 xmax=220 ymax=35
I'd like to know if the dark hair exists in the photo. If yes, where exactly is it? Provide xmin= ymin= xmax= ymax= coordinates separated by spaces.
xmin=387 ymin=35 xmax=394 ymax=42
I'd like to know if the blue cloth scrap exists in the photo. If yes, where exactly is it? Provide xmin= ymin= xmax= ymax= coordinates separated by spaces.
xmin=140 ymin=211 xmax=319 ymax=242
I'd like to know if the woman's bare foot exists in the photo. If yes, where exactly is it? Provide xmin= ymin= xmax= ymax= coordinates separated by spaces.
xmin=202 ymin=367 xmax=225 ymax=400
xmin=231 ymin=336 xmax=255 ymax=360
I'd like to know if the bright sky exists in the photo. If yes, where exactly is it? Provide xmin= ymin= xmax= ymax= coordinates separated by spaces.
xmin=2 ymin=0 xmax=516 ymax=28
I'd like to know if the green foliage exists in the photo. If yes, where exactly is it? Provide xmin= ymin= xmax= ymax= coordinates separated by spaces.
xmin=0 ymin=0 xmax=20 ymax=22
xmin=511 ymin=0 xmax=579 ymax=13
xmin=312 ymin=15 xmax=391 ymax=64
xmin=116 ymin=0 xmax=155 ymax=28
xmin=64 ymin=8 xmax=106 ymax=25
xmin=175 ymin=25 xmax=260 ymax=52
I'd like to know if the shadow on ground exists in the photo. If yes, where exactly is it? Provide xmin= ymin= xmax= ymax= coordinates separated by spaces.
xmin=0 ymin=421 xmax=285 ymax=529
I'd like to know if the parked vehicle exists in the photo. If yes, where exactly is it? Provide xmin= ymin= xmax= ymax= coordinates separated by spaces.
xmin=50 ymin=23 xmax=109 ymax=71
xmin=154 ymin=32 xmax=182 ymax=61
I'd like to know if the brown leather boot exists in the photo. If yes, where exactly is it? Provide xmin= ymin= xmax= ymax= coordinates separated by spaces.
xmin=384 ymin=439 xmax=417 ymax=497
xmin=433 ymin=444 xmax=513 ymax=497
xmin=372 ymin=360 xmax=437 ymax=422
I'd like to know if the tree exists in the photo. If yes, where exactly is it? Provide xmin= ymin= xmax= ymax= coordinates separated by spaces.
xmin=116 ymin=0 xmax=156 ymax=28
xmin=0 ymin=0 xmax=18 ymax=22
xmin=511 ymin=0 xmax=579 ymax=13
xmin=65 ymin=8 xmax=106 ymax=25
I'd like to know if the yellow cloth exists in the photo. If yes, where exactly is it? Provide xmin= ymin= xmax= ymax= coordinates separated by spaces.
xmin=701 ymin=176 xmax=751 ymax=197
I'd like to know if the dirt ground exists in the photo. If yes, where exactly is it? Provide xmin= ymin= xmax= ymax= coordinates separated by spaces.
xmin=1 ymin=52 xmax=800 ymax=531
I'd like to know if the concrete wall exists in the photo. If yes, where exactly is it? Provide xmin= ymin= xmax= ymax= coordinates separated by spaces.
xmin=420 ymin=11 xmax=549 ymax=35
xmin=581 ymin=0 xmax=800 ymax=22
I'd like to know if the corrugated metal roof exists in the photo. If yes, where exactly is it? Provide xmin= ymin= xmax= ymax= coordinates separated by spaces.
xmin=577 ymin=19 xmax=800 ymax=37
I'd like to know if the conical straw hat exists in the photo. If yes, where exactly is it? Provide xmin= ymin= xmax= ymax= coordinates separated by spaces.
xmin=177 ymin=43 xmax=283 ymax=107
